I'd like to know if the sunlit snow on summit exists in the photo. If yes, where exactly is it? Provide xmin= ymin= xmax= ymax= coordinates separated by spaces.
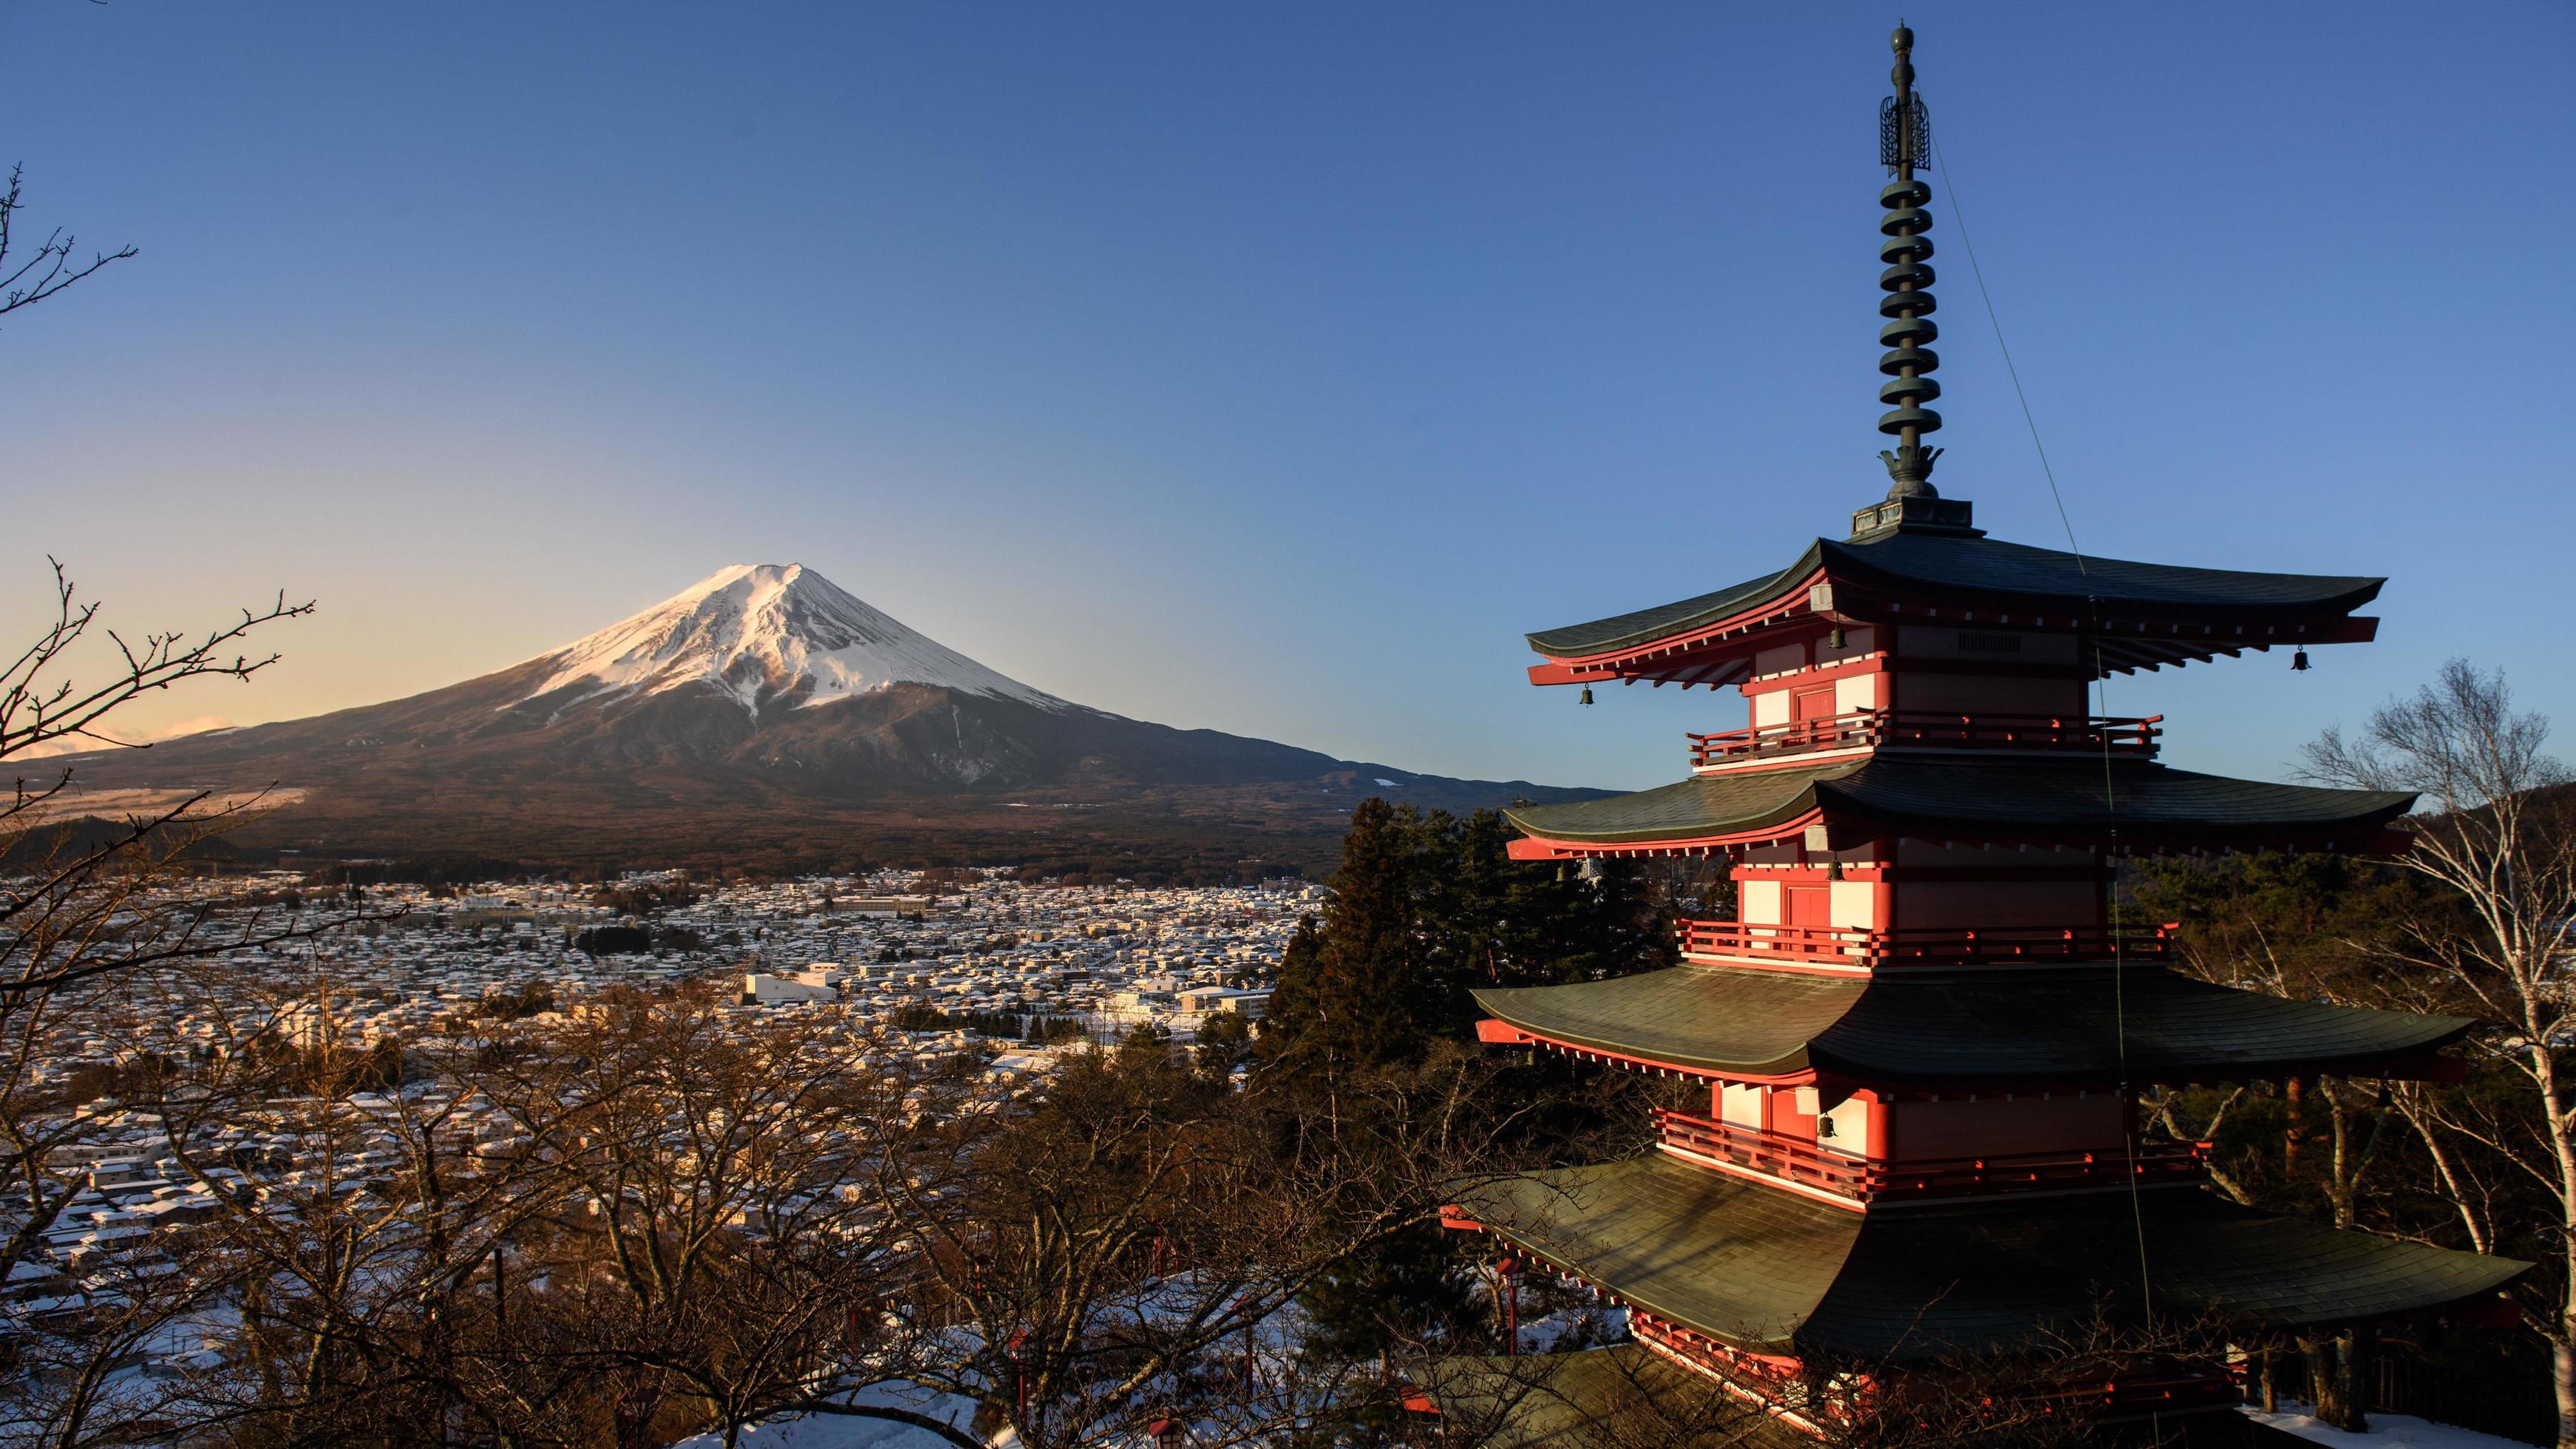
xmin=516 ymin=563 xmax=1067 ymax=719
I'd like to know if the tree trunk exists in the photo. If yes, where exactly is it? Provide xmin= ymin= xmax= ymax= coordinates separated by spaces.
xmin=2303 ymin=1332 xmax=2366 ymax=1433
xmin=2556 ymin=1325 xmax=2576 ymax=1449
xmin=2335 ymin=1329 xmax=2371 ymax=1433
xmin=2546 ymin=1060 xmax=2576 ymax=1449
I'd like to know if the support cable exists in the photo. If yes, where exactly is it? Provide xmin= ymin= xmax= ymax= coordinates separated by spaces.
xmin=1931 ymin=132 xmax=2155 ymax=1324
xmin=1931 ymin=133 xmax=2081 ymax=564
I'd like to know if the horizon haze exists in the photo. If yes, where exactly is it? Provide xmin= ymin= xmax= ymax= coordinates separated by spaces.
xmin=4 ymin=2 xmax=2569 ymax=792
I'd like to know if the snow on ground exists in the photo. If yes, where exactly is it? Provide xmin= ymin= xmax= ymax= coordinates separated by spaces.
xmin=672 ymin=1384 xmax=1007 ymax=1449
xmin=670 ymin=1414 xmax=955 ymax=1449
xmin=2245 ymin=1403 xmax=2532 ymax=1448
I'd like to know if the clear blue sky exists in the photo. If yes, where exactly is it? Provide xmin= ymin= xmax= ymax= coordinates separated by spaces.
xmin=4 ymin=2 xmax=2568 ymax=790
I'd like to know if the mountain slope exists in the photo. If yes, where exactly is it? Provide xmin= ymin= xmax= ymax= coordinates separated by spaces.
xmin=39 ymin=565 xmax=1591 ymax=866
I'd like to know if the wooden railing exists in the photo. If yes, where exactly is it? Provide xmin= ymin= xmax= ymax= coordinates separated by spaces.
xmin=1654 ymin=1107 xmax=1874 ymax=1195
xmin=1677 ymin=920 xmax=2175 ymax=967
xmin=1654 ymin=1108 xmax=2206 ymax=1203
xmin=1638 ymin=1309 xmax=2246 ymax=1423
xmin=1688 ymin=710 xmax=2161 ymax=768
xmin=1633 ymin=1314 xmax=2241 ymax=1425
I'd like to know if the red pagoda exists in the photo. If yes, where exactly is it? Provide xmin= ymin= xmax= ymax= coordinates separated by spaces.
xmin=1447 ymin=24 xmax=2524 ymax=1442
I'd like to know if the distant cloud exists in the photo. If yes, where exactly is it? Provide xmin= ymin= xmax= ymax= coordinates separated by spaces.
xmin=13 ymin=715 xmax=238 ymax=760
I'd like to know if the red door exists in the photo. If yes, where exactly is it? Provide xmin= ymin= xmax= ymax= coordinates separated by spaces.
xmin=1792 ymin=685 xmax=1839 ymax=743
xmin=1784 ymin=885 xmax=1831 ymax=932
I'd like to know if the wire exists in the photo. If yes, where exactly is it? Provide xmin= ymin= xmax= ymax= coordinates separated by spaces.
xmin=1931 ymin=132 xmax=2084 ymax=569
xmin=1931 ymin=132 xmax=2155 ymax=1325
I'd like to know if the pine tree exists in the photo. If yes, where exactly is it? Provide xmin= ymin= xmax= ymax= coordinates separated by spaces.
xmin=1263 ymin=914 xmax=1328 ymax=1044
xmin=1435 ymin=809 xmax=1671 ymax=997
xmin=1265 ymin=799 xmax=1674 ymax=1070
xmin=1271 ymin=798 xmax=1679 ymax=1364
xmin=1262 ymin=798 xmax=1439 ymax=1068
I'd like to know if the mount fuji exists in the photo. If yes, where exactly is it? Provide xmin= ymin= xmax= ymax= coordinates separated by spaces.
xmin=40 ymin=565 xmax=1588 ymax=869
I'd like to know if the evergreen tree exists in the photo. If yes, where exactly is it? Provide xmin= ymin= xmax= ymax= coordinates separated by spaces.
xmin=1436 ymin=809 xmax=1669 ymax=994
xmin=1262 ymin=797 xmax=1442 ymax=1068
xmin=1271 ymin=798 xmax=1679 ymax=1368
xmin=1263 ymin=799 xmax=1674 ymax=1069
xmin=1263 ymin=914 xmax=1328 ymax=1043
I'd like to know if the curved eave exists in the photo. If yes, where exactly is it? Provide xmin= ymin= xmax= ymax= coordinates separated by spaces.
xmin=1473 ymin=966 xmax=2476 ymax=1086
xmin=1473 ymin=970 xmax=1858 ymax=1079
xmin=1458 ymin=1156 xmax=2529 ymax=1362
xmin=1503 ymin=760 xmax=2418 ymax=858
xmin=1526 ymin=550 xmax=1825 ymax=662
xmin=1818 ymin=535 xmax=2385 ymax=620
xmin=1523 ymin=533 xmax=2387 ymax=685
xmin=1416 ymin=1346 xmax=1816 ymax=1449
xmin=1502 ymin=767 xmax=1839 ymax=859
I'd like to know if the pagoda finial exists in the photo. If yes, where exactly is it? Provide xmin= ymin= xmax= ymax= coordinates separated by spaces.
xmin=1875 ymin=20 xmax=1942 ymax=498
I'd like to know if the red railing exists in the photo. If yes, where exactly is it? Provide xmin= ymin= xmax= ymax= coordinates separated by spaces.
xmin=1633 ymin=1315 xmax=2240 ymax=1425
xmin=1654 ymin=1109 xmax=2206 ymax=1203
xmin=1678 ymin=920 xmax=2174 ymax=967
xmin=1655 ymin=1107 xmax=1874 ymax=1195
xmin=1688 ymin=710 xmax=2161 ymax=768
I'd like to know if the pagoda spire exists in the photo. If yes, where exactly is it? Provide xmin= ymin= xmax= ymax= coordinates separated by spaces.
xmin=1875 ymin=21 xmax=1941 ymax=495
xmin=1851 ymin=24 xmax=1973 ymax=539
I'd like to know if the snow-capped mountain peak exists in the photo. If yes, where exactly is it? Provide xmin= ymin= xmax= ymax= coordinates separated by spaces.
xmin=518 ymin=563 xmax=1066 ymax=716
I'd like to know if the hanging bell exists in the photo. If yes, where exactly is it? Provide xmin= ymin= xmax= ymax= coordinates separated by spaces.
xmin=1827 ymin=626 xmax=1847 ymax=651
xmin=2291 ymin=649 xmax=2310 ymax=672
xmin=1579 ymin=685 xmax=1594 ymax=706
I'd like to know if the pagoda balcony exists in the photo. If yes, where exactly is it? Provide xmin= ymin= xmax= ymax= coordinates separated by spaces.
xmin=1652 ymin=1108 xmax=2206 ymax=1204
xmin=1679 ymin=920 xmax=2175 ymax=968
xmin=1687 ymin=710 xmax=2161 ymax=770
xmin=1632 ymin=1314 xmax=2241 ymax=1424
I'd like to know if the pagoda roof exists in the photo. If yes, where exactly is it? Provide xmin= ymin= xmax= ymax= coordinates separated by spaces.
xmin=1419 ymin=1344 xmax=1815 ymax=1449
xmin=1471 ymin=965 xmax=2473 ymax=1084
xmin=1456 ymin=1154 xmax=2525 ymax=1361
xmin=1526 ymin=531 xmax=2384 ymax=683
xmin=1501 ymin=757 xmax=2414 ymax=857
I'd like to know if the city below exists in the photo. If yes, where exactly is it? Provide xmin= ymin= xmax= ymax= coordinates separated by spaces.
xmin=30 ymin=867 xmax=1307 ymax=1310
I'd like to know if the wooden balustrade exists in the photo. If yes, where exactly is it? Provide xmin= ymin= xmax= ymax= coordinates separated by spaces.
xmin=1654 ymin=1107 xmax=2205 ymax=1203
xmin=1634 ymin=1311 xmax=2240 ymax=1425
xmin=1655 ymin=1107 xmax=1875 ymax=1195
xmin=1688 ymin=710 xmax=2161 ymax=768
xmin=1678 ymin=920 xmax=2175 ymax=966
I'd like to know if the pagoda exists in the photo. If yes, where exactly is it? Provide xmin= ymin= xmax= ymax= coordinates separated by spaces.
xmin=1445 ymin=25 xmax=2524 ymax=1442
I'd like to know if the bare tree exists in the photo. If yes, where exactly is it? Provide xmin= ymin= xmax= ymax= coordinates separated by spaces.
xmin=0 ymin=166 xmax=134 ymax=328
xmin=862 ymin=1034 xmax=1515 ymax=1449
xmin=2 ymin=558 xmax=306 ymax=767
xmin=0 ymin=560 xmax=355 ymax=1446
xmin=2303 ymin=658 xmax=2576 ymax=1445
xmin=2 ymin=565 xmax=331 ymax=1280
xmin=0 ymin=141 xmax=303 ymax=1445
xmin=507 ymin=987 xmax=932 ymax=1449
xmin=146 ymin=977 xmax=554 ymax=1448
xmin=154 ymin=981 xmax=956 ymax=1449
